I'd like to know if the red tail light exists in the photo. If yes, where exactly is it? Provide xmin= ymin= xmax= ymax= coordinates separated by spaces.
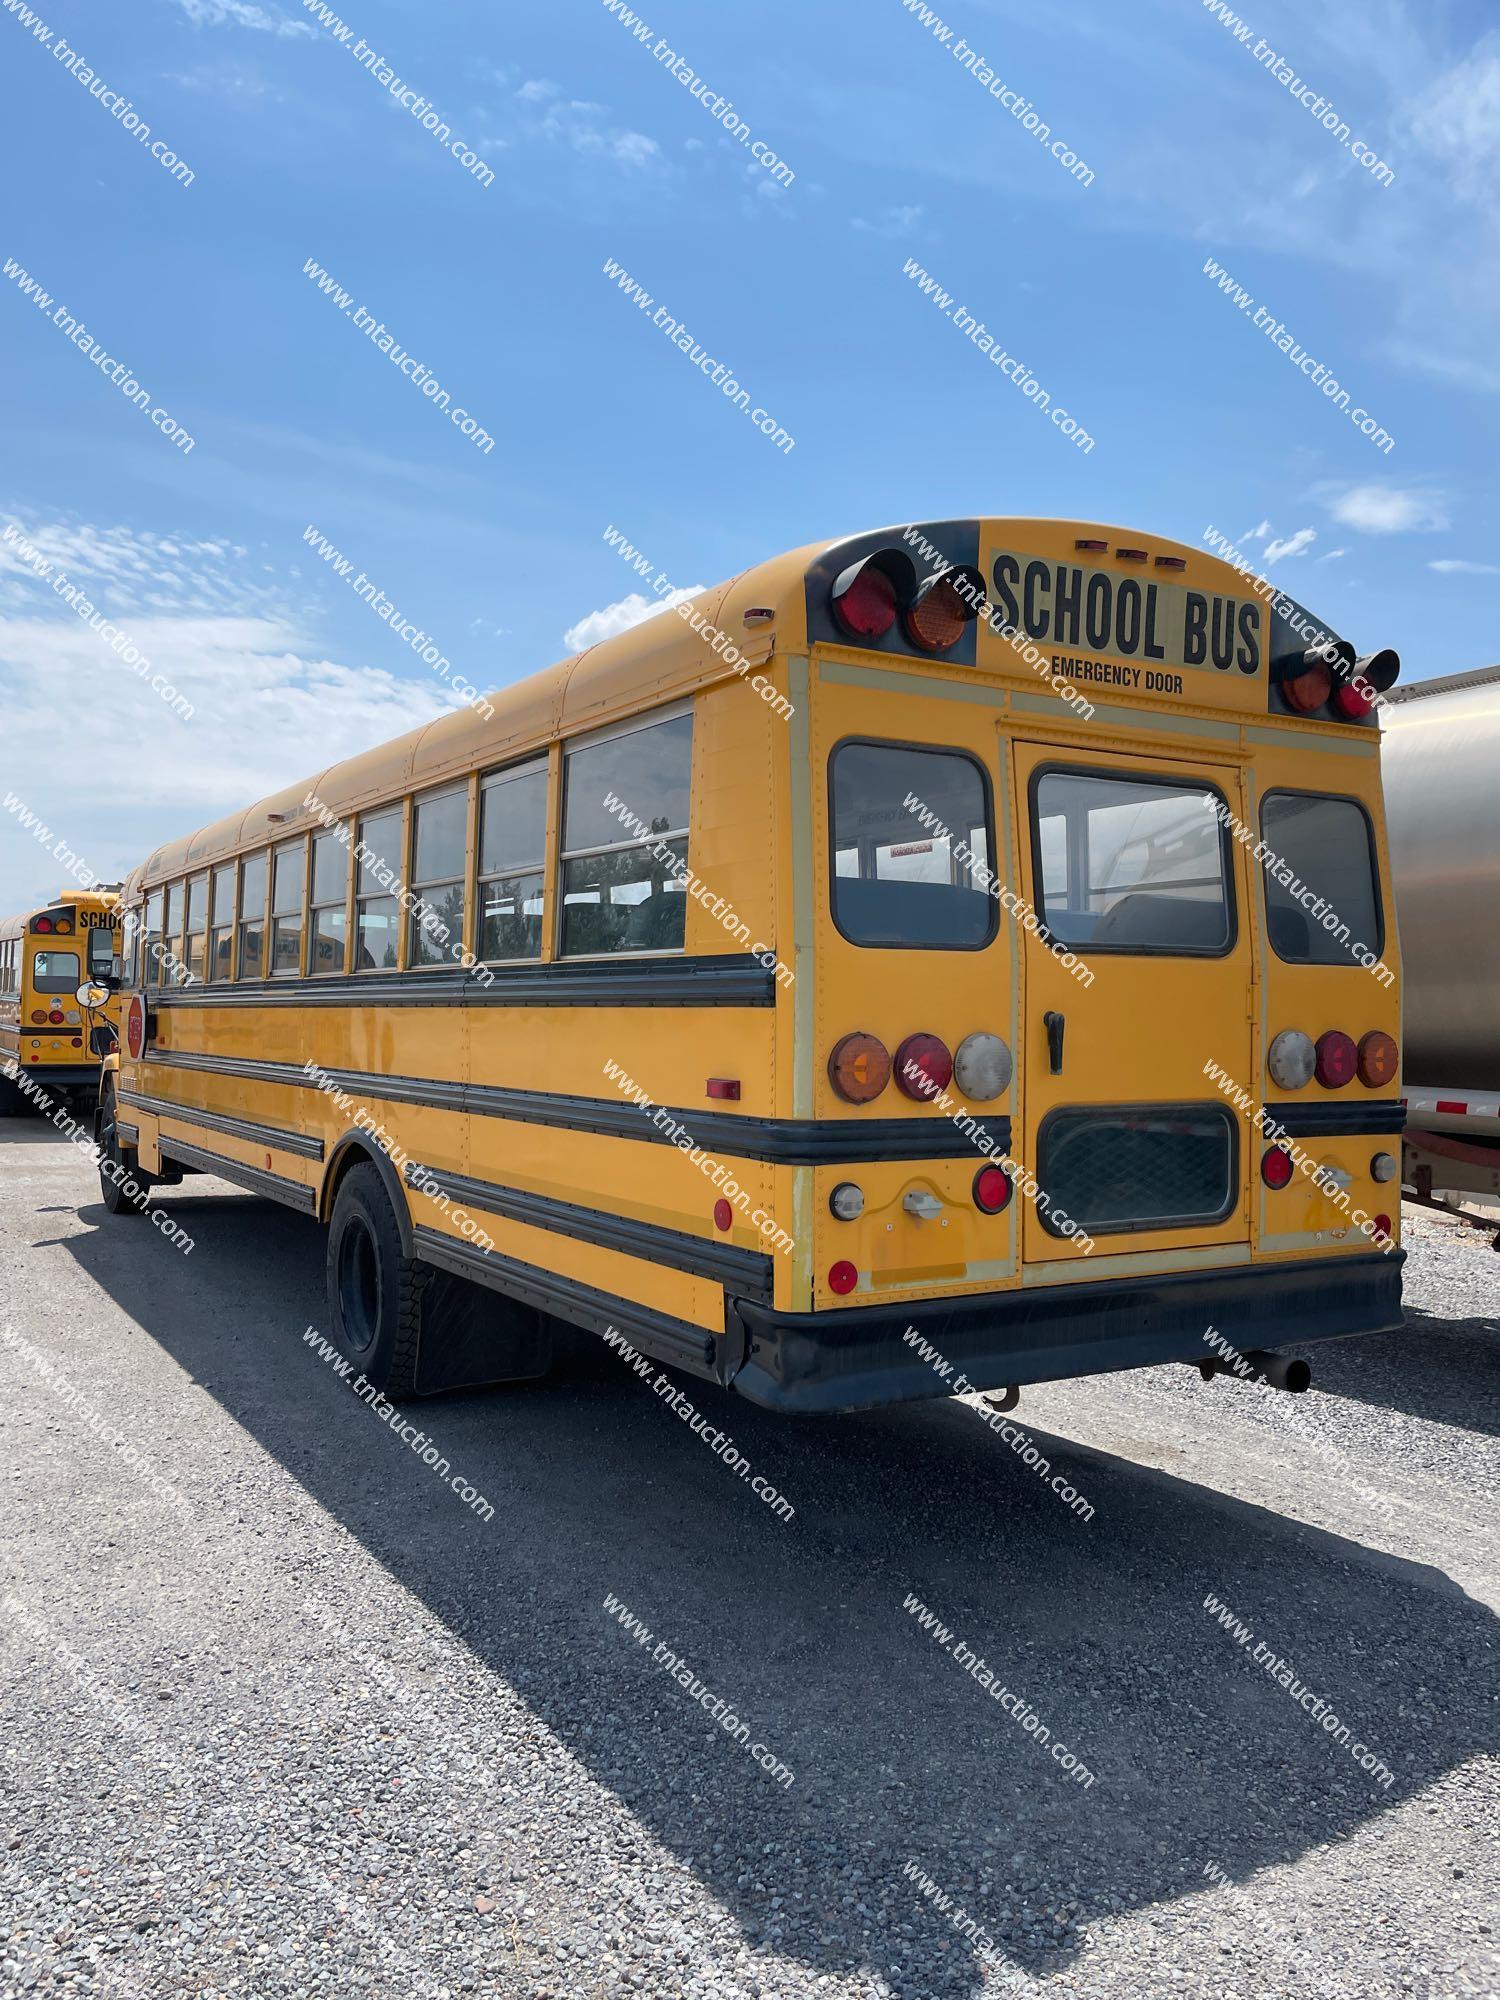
xmin=47 ymin=1011 xmax=64 ymax=1025
xmin=34 ymin=916 xmax=52 ymax=933
xmin=828 ymin=1031 xmax=890 ymax=1104
xmin=1356 ymin=1030 xmax=1398 ymax=1088
xmin=1314 ymin=1030 xmax=1357 ymax=1088
xmin=973 ymin=1165 xmax=1012 ymax=1213
xmin=1261 ymin=1145 xmax=1294 ymax=1189
xmin=894 ymin=1033 xmax=953 ymax=1101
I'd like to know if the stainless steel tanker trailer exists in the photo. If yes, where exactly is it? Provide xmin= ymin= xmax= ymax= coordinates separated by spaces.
xmin=1383 ymin=664 xmax=1500 ymax=1246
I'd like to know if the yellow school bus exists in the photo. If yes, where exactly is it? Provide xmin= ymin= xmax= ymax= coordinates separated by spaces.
xmin=1 ymin=889 xmax=121 ymax=1112
xmin=94 ymin=517 xmax=1406 ymax=1406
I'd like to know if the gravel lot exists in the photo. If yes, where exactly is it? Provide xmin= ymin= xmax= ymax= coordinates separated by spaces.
xmin=2 ymin=1124 xmax=1496 ymax=1999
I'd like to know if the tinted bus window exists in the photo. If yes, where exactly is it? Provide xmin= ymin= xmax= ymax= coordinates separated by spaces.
xmin=1260 ymin=792 xmax=1381 ymax=965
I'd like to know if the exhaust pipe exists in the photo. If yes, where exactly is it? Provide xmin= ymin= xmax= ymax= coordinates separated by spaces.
xmin=1194 ymin=1350 xmax=1311 ymax=1393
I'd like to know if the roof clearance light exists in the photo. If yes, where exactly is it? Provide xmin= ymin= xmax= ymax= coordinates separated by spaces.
xmin=830 ymin=550 xmax=916 ymax=641
xmin=1074 ymin=538 xmax=1108 ymax=552
xmin=1154 ymin=555 xmax=1187 ymax=570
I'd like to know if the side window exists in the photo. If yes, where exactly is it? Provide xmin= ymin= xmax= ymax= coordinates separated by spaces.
xmin=1260 ymin=792 xmax=1382 ymax=966
xmin=409 ymin=788 xmax=467 ymax=969
xmin=1031 ymin=770 xmax=1234 ymax=954
xmin=166 ymin=881 xmax=185 ymax=985
xmin=184 ymin=873 xmax=208 ymax=984
xmin=238 ymin=854 xmax=267 ymax=981
xmin=208 ymin=864 xmax=235 ymax=983
xmin=309 ymin=830 xmax=349 ymax=975
xmin=355 ymin=808 xmax=402 ymax=971
xmin=478 ymin=760 xmax=548 ymax=961
xmin=830 ymin=740 xmax=996 ymax=950
xmin=144 ymin=890 xmax=165 ymax=989
xmin=560 ymin=711 xmax=692 ymax=956
xmin=270 ymin=842 xmax=306 ymax=976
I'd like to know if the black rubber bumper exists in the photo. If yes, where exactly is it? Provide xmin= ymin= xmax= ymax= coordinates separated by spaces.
xmin=725 ymin=1251 xmax=1406 ymax=1414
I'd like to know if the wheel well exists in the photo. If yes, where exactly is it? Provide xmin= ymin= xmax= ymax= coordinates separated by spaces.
xmin=320 ymin=1133 xmax=415 ymax=1255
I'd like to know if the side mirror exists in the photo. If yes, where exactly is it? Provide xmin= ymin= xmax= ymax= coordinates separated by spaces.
xmin=76 ymin=982 xmax=113 ymax=1010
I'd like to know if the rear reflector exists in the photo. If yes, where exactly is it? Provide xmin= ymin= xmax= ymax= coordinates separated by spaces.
xmin=827 ymin=1260 xmax=858 ymax=1295
xmin=706 ymin=1077 xmax=740 ymax=1100
xmin=1261 ymin=1146 xmax=1294 ymax=1189
xmin=973 ymin=1165 xmax=1012 ymax=1213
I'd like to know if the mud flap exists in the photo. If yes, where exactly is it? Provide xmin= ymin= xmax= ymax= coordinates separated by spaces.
xmin=413 ymin=1266 xmax=555 ymax=1395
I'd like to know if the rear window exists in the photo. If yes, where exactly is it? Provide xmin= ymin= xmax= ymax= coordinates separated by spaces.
xmin=1039 ymin=1104 xmax=1238 ymax=1236
xmin=830 ymin=740 xmax=995 ymax=950
xmin=32 ymin=950 xmax=80 ymax=994
xmin=1032 ymin=769 xmax=1233 ymax=954
xmin=1259 ymin=792 xmax=1382 ymax=965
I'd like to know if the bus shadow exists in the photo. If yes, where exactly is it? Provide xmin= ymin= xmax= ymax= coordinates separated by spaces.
xmin=1306 ymin=1308 xmax=1500 ymax=1440
xmin=58 ymin=1186 xmax=1497 ymax=1997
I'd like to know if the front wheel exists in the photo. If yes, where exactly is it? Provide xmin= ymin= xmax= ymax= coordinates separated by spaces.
xmin=98 ymin=1081 xmax=151 ymax=1216
xmin=326 ymin=1162 xmax=425 ymax=1399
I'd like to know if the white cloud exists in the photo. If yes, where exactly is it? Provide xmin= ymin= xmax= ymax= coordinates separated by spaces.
xmin=1263 ymin=527 xmax=1316 ymax=563
xmin=516 ymin=79 xmax=558 ymax=103
xmin=1408 ymin=32 xmax=1500 ymax=205
xmin=535 ymin=99 xmax=661 ymax=169
xmin=853 ymin=204 xmax=925 ymax=236
xmin=563 ymin=586 xmax=703 ymax=652
xmin=1428 ymin=558 xmax=1500 ymax=576
xmin=1317 ymin=548 xmax=1346 ymax=562
xmin=169 ymin=0 xmax=313 ymax=36
xmin=1328 ymin=486 xmax=1449 ymax=534
xmin=1243 ymin=521 xmax=1271 ymax=541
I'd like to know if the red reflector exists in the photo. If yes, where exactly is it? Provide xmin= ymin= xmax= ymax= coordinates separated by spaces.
xmin=1435 ymin=1100 xmax=1466 ymax=1115
xmin=827 ymin=1260 xmax=858 ymax=1295
xmin=1314 ymin=1030 xmax=1357 ymax=1088
xmin=71 ymin=1036 xmax=82 ymax=1047
xmin=973 ymin=1165 xmax=1012 ymax=1213
xmin=1372 ymin=1213 xmax=1392 ymax=1239
xmin=713 ymin=1198 xmax=733 ymax=1232
xmin=706 ymin=1077 xmax=740 ymax=1100
xmin=894 ymin=1033 xmax=953 ymax=1101
xmin=1261 ymin=1145 xmax=1294 ymax=1189
xmin=831 ymin=563 xmax=898 ymax=640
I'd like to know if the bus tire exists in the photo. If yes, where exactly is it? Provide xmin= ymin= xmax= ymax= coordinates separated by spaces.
xmin=327 ymin=1161 xmax=424 ymax=1400
xmin=98 ymin=1081 xmax=150 ymax=1215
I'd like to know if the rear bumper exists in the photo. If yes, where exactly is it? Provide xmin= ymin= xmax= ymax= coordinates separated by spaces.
xmin=8 ymin=1063 xmax=100 ymax=1091
xmin=725 ymin=1251 xmax=1406 ymax=1413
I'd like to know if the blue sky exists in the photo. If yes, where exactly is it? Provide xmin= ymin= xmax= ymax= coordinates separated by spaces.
xmin=2 ymin=0 xmax=1497 ymax=909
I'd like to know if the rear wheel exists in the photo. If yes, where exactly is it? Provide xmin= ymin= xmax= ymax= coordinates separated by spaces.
xmin=326 ymin=1162 xmax=425 ymax=1398
xmin=98 ymin=1080 xmax=151 ymax=1215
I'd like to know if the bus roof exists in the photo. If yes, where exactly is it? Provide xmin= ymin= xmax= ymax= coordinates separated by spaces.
xmin=125 ymin=518 xmax=1283 ymax=896
xmin=0 ymin=888 xmax=119 ymax=942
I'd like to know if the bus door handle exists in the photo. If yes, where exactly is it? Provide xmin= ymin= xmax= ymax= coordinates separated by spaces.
xmin=1043 ymin=1010 xmax=1066 ymax=1074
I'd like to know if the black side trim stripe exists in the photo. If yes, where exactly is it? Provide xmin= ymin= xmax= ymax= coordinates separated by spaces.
xmin=405 ymin=1162 xmax=774 ymax=1304
xmin=117 ymin=1123 xmax=139 ymax=1149
xmin=145 ymin=1049 xmax=1007 ymax=1165
xmin=1268 ymin=1100 xmax=1405 ymax=1138
xmin=150 ymin=953 xmax=774 ymax=1011
xmin=411 ymin=1225 xmax=719 ymax=1379
xmin=157 ymin=1136 xmax=317 ymax=1212
xmin=120 ymin=1088 xmax=324 ymax=1160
